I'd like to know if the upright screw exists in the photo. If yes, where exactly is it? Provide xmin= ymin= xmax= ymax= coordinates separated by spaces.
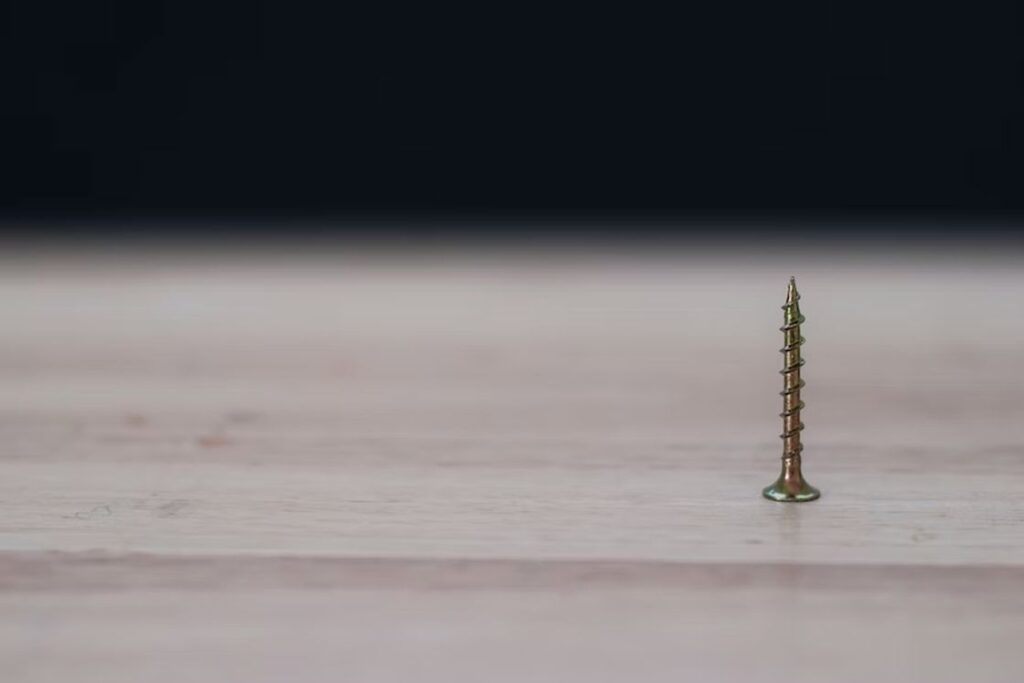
xmin=762 ymin=277 xmax=820 ymax=502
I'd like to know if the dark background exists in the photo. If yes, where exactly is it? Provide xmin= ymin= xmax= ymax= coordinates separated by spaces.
xmin=3 ymin=1 xmax=1024 ymax=234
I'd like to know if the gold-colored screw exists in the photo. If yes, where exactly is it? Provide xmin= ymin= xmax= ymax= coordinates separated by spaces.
xmin=762 ymin=277 xmax=820 ymax=502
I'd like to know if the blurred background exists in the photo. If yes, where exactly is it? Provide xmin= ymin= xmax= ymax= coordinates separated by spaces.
xmin=3 ymin=1 xmax=1023 ymax=237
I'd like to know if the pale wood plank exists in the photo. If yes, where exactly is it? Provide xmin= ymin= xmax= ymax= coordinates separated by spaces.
xmin=2 ymin=247 xmax=1023 ymax=681
xmin=2 ymin=555 xmax=1022 ymax=683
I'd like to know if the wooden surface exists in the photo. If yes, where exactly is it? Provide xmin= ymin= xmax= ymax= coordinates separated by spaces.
xmin=2 ymin=245 xmax=1023 ymax=682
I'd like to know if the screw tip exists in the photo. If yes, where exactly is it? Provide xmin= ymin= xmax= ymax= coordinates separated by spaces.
xmin=786 ymin=277 xmax=799 ymax=303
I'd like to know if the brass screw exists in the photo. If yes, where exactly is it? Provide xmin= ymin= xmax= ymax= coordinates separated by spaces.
xmin=762 ymin=277 xmax=820 ymax=502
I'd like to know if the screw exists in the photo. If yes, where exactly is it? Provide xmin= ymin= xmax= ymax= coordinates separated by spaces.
xmin=763 ymin=277 xmax=820 ymax=502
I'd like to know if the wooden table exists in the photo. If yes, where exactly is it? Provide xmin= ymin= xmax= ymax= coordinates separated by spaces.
xmin=2 ymin=244 xmax=1023 ymax=682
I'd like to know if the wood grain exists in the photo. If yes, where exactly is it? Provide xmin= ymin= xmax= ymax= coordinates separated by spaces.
xmin=1 ymin=246 xmax=1023 ymax=681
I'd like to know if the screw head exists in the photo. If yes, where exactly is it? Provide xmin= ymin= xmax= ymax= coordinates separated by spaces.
xmin=762 ymin=478 xmax=821 ymax=502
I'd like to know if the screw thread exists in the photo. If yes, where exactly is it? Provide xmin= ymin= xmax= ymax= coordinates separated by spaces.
xmin=780 ymin=278 xmax=805 ymax=460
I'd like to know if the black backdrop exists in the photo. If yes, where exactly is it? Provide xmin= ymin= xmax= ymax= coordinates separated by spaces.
xmin=4 ymin=1 xmax=1024 ymax=232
